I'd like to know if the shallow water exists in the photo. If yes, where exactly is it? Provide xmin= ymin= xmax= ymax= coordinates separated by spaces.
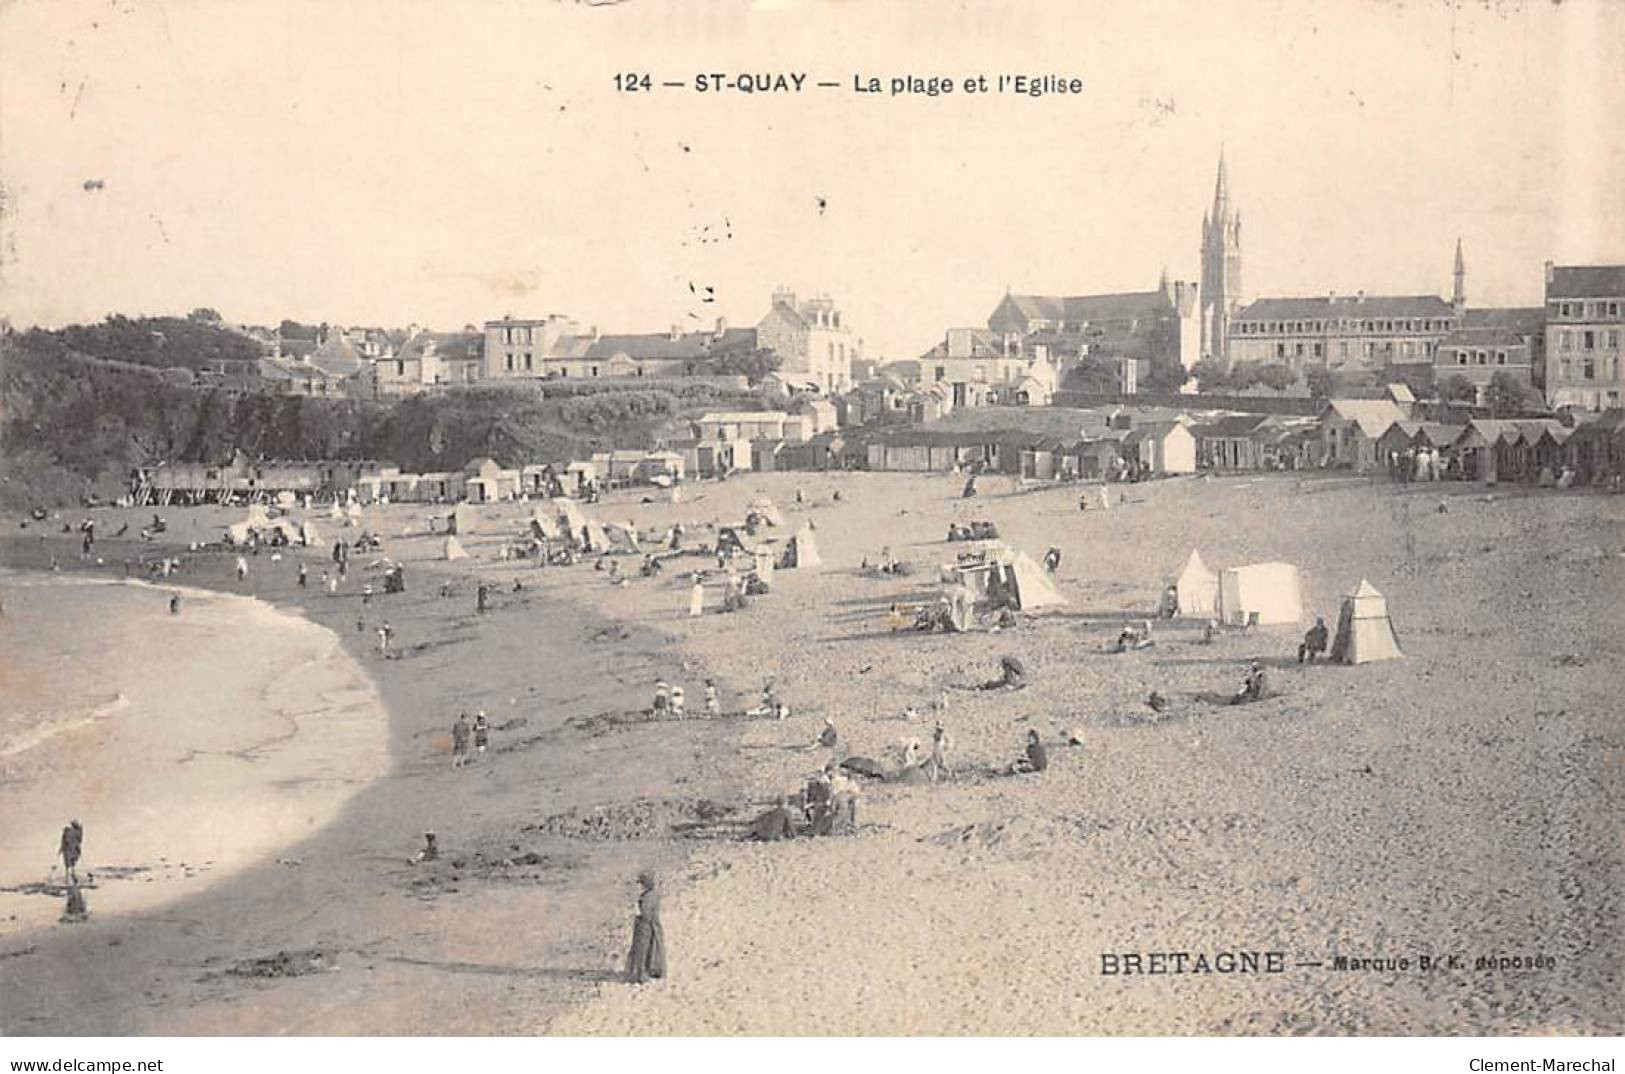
xmin=0 ymin=571 xmax=391 ymax=934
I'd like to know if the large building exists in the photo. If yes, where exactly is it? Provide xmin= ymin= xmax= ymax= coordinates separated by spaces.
xmin=983 ymin=274 xmax=1200 ymax=390
xmin=375 ymin=330 xmax=485 ymax=395
xmin=1200 ymin=151 xmax=1244 ymax=363
xmin=1543 ymin=263 xmax=1625 ymax=411
xmin=1226 ymin=240 xmax=1467 ymax=374
xmin=756 ymin=291 xmax=858 ymax=393
xmin=914 ymin=327 xmax=1060 ymax=408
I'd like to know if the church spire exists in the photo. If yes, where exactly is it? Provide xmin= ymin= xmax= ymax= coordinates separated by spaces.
xmin=1213 ymin=145 xmax=1230 ymax=215
xmin=1452 ymin=237 xmax=1466 ymax=315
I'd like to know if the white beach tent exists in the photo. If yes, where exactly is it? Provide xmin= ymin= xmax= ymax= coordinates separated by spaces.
xmin=786 ymin=523 xmax=823 ymax=568
xmin=443 ymin=535 xmax=469 ymax=560
xmin=747 ymin=497 xmax=785 ymax=527
xmin=300 ymin=519 xmax=321 ymax=547
xmin=1329 ymin=579 xmax=1403 ymax=664
xmin=1218 ymin=561 xmax=1303 ymax=626
xmin=1003 ymin=547 xmax=1067 ymax=610
xmin=528 ymin=508 xmax=563 ymax=541
xmin=553 ymin=497 xmax=609 ymax=551
xmin=1174 ymin=550 xmax=1220 ymax=618
xmin=448 ymin=503 xmax=478 ymax=535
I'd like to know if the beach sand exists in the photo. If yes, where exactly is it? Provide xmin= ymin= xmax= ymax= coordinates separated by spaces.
xmin=0 ymin=470 xmax=1620 ymax=1035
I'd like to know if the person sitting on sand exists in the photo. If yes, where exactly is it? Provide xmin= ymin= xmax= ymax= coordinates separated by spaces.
xmin=1011 ymin=729 xmax=1049 ymax=775
xmin=1229 ymin=661 xmax=1268 ymax=705
xmin=1201 ymin=619 xmax=1218 ymax=644
xmin=670 ymin=686 xmax=686 ymax=719
xmin=652 ymin=680 xmax=670 ymax=716
xmin=410 ymin=831 xmax=438 ymax=865
xmin=1146 ymin=690 xmax=1169 ymax=716
xmin=1298 ymin=617 xmax=1329 ymax=664
xmin=984 ymin=654 xmax=1027 ymax=689
xmin=749 ymin=796 xmax=799 ymax=842
xmin=1043 ymin=547 xmax=1062 ymax=573
xmin=817 ymin=718 xmax=838 ymax=749
xmin=901 ymin=737 xmax=922 ymax=768
xmin=1159 ymin=585 xmax=1180 ymax=619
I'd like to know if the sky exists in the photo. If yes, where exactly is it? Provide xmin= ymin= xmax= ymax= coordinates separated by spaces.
xmin=2 ymin=0 xmax=1622 ymax=360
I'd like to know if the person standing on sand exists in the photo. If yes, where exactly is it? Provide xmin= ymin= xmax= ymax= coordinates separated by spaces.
xmin=473 ymin=711 xmax=489 ymax=758
xmin=625 ymin=870 xmax=667 ymax=984
xmin=704 ymin=679 xmax=720 ymax=718
xmin=59 ymin=820 xmax=83 ymax=884
xmin=451 ymin=713 xmax=471 ymax=768
xmin=168 ymin=593 xmax=180 ymax=615
xmin=377 ymin=621 xmax=394 ymax=658
xmin=928 ymin=724 xmax=953 ymax=782
xmin=297 ymin=562 xmax=307 ymax=588
xmin=235 ymin=556 xmax=249 ymax=582
xmin=689 ymin=575 xmax=704 ymax=617
xmin=477 ymin=583 xmax=490 ymax=614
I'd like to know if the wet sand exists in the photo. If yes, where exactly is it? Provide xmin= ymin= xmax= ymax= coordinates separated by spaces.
xmin=0 ymin=470 xmax=1620 ymax=1035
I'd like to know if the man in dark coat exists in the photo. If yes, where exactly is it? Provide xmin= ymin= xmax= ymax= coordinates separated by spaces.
xmin=749 ymin=797 xmax=798 ymax=842
xmin=1298 ymin=617 xmax=1329 ymax=663
xmin=1012 ymin=730 xmax=1048 ymax=774
xmin=59 ymin=820 xmax=83 ymax=884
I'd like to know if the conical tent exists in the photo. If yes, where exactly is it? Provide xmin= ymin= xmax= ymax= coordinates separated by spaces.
xmin=1330 ymin=579 xmax=1403 ymax=664
xmin=1174 ymin=550 xmax=1219 ymax=617
xmin=443 ymin=535 xmax=469 ymax=560
xmin=300 ymin=520 xmax=321 ymax=547
xmin=449 ymin=503 xmax=477 ymax=534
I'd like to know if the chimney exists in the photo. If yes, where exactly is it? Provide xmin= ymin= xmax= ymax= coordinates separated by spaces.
xmin=590 ymin=325 xmax=600 ymax=341
xmin=1329 ymin=290 xmax=1337 ymax=301
xmin=715 ymin=315 xmax=727 ymax=337
xmin=1355 ymin=291 xmax=1365 ymax=304
xmin=670 ymin=324 xmax=682 ymax=341
xmin=1544 ymin=260 xmax=1556 ymax=287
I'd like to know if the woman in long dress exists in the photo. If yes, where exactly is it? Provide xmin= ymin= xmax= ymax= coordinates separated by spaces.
xmin=625 ymin=870 xmax=667 ymax=984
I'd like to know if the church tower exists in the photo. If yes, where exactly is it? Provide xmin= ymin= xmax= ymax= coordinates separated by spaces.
xmin=1452 ymin=237 xmax=1466 ymax=319
xmin=1200 ymin=150 xmax=1243 ymax=364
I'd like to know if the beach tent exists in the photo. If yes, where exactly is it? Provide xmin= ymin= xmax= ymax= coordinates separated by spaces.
xmin=603 ymin=522 xmax=642 ymax=553
xmin=329 ymin=501 xmax=345 ymax=522
xmin=344 ymin=501 xmax=363 ymax=527
xmin=1329 ymin=579 xmax=1403 ymax=664
xmin=1174 ymin=550 xmax=1220 ymax=617
xmin=746 ymin=498 xmax=785 ymax=527
xmin=553 ymin=497 xmax=609 ymax=551
xmin=784 ymin=524 xmax=823 ymax=568
xmin=225 ymin=521 xmax=253 ymax=545
xmin=528 ymin=508 xmax=563 ymax=541
xmin=1002 ymin=547 xmax=1067 ymax=610
xmin=275 ymin=491 xmax=297 ymax=509
xmin=443 ymin=535 xmax=469 ymax=560
xmin=300 ymin=520 xmax=321 ymax=547
xmin=1218 ymin=562 xmax=1303 ymax=626
xmin=448 ymin=503 xmax=478 ymax=535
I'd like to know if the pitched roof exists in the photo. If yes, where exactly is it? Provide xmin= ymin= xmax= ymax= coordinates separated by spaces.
xmin=1194 ymin=414 xmax=1273 ymax=438
xmin=1462 ymin=307 xmax=1545 ymax=335
xmin=1548 ymin=266 xmax=1625 ymax=299
xmin=1239 ymin=295 xmax=1455 ymax=321
xmin=1382 ymin=420 xmax=1466 ymax=444
xmin=1322 ymin=399 xmax=1408 ymax=437
xmin=1002 ymin=291 xmax=1168 ymax=324
xmin=309 ymin=334 xmax=365 ymax=378
xmin=1440 ymin=326 xmax=1527 ymax=348
xmin=579 ymin=327 xmax=757 ymax=361
xmin=397 ymin=331 xmax=484 ymax=364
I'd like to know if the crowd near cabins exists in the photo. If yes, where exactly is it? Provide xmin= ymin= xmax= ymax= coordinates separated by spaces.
xmin=139 ymin=152 xmax=1625 ymax=503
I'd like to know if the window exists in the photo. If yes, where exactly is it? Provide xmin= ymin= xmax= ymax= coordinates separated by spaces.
xmin=935 ymin=366 xmax=946 ymax=382
xmin=1583 ymin=358 xmax=1596 ymax=380
xmin=1610 ymin=331 xmax=1621 ymax=348
xmin=1496 ymin=351 xmax=1506 ymax=365
xmin=1339 ymin=342 xmax=1349 ymax=358
xmin=591 ymin=365 xmax=600 ymax=377
xmin=1561 ymin=331 xmax=1573 ymax=351
xmin=1457 ymin=352 xmax=1468 ymax=366
xmin=524 ymin=352 xmax=533 ymax=371
xmin=1607 ymin=302 xmax=1619 ymax=317
xmin=1276 ymin=343 xmax=1286 ymax=359
xmin=1560 ymin=302 xmax=1571 ymax=317
xmin=395 ymin=360 xmax=404 ymax=376
xmin=505 ymin=354 xmax=514 ymax=371
xmin=1295 ymin=343 xmax=1304 ymax=357
xmin=1476 ymin=351 xmax=1487 ymax=366
xmin=1401 ymin=342 xmax=1413 ymax=358
xmin=1314 ymin=342 xmax=1323 ymax=357
xmin=1584 ymin=331 xmax=1595 ymax=350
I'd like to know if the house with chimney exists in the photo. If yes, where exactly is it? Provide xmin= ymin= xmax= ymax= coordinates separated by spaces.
xmin=756 ymin=290 xmax=859 ymax=394
xmin=482 ymin=315 xmax=758 ymax=380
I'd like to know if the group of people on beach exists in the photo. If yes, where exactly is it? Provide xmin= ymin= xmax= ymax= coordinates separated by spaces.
xmin=449 ymin=711 xmax=490 ymax=767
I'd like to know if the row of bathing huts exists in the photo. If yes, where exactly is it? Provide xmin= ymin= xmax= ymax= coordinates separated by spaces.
xmin=131 ymin=405 xmax=1625 ymax=505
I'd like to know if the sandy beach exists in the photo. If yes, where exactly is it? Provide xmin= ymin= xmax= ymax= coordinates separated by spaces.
xmin=0 ymin=470 xmax=1620 ymax=1035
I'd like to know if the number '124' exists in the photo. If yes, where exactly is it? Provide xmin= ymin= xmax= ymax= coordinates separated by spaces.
xmin=615 ymin=73 xmax=653 ymax=91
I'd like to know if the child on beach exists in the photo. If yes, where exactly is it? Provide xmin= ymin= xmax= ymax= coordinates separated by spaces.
xmin=704 ymin=680 xmax=720 ymax=718
xmin=297 ymin=563 xmax=307 ymax=587
xmin=652 ymin=681 xmax=670 ymax=716
xmin=235 ymin=556 xmax=248 ymax=582
xmin=473 ymin=711 xmax=489 ymax=757
xmin=377 ymin=621 xmax=393 ymax=658
xmin=670 ymin=687 xmax=686 ymax=718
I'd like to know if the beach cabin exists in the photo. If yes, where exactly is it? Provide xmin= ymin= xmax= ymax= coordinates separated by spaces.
xmin=417 ymin=471 xmax=455 ymax=502
xmin=1122 ymin=421 xmax=1196 ymax=476
xmin=1194 ymin=414 xmax=1272 ymax=471
xmin=1319 ymin=399 xmax=1407 ymax=470
xmin=752 ymin=440 xmax=789 ymax=473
